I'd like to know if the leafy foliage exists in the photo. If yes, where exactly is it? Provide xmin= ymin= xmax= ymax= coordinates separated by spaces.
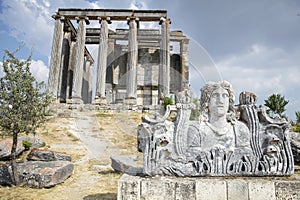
xmin=163 ymin=96 xmax=174 ymax=110
xmin=0 ymin=46 xmax=51 ymax=135
xmin=295 ymin=111 xmax=300 ymax=125
xmin=264 ymin=94 xmax=289 ymax=118
xmin=0 ymin=46 xmax=52 ymax=185
xmin=22 ymin=140 xmax=32 ymax=150
xmin=291 ymin=125 xmax=300 ymax=133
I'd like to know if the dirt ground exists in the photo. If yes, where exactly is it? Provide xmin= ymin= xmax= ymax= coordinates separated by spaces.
xmin=0 ymin=109 xmax=143 ymax=200
xmin=1 ymin=108 xmax=300 ymax=200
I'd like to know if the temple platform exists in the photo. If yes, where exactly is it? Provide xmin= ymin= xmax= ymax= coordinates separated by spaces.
xmin=117 ymin=173 xmax=300 ymax=200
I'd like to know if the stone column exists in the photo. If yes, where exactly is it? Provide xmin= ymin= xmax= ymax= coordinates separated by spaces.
xmin=180 ymin=38 xmax=189 ymax=91
xmin=48 ymin=15 xmax=64 ymax=99
xmin=125 ymin=17 xmax=139 ymax=104
xmin=94 ymin=17 xmax=110 ymax=105
xmin=66 ymin=41 xmax=76 ymax=100
xmin=58 ymin=30 xmax=71 ymax=103
xmin=88 ymin=61 xmax=93 ymax=104
xmin=69 ymin=17 xmax=88 ymax=104
xmin=159 ymin=17 xmax=171 ymax=100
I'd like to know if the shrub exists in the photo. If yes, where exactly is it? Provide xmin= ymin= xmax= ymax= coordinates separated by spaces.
xmin=163 ymin=97 xmax=174 ymax=110
xmin=22 ymin=140 xmax=32 ymax=150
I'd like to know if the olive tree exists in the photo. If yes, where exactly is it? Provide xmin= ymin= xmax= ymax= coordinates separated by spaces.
xmin=0 ymin=46 xmax=51 ymax=185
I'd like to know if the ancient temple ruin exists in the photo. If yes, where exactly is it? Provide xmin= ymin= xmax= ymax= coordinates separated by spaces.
xmin=47 ymin=9 xmax=189 ymax=105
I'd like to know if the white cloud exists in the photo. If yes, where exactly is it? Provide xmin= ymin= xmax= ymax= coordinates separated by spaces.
xmin=29 ymin=59 xmax=49 ymax=84
xmin=214 ymin=44 xmax=300 ymax=120
xmin=0 ymin=0 xmax=108 ymax=57
xmin=0 ymin=59 xmax=48 ymax=86
xmin=130 ymin=0 xmax=148 ymax=10
xmin=0 ymin=0 xmax=53 ymax=55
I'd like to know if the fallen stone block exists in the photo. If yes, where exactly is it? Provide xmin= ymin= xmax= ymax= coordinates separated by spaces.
xmin=27 ymin=149 xmax=71 ymax=162
xmin=0 ymin=139 xmax=25 ymax=160
xmin=111 ymin=155 xmax=143 ymax=176
xmin=0 ymin=161 xmax=74 ymax=188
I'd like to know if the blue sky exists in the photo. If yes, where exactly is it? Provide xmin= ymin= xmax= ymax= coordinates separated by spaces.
xmin=0 ymin=0 xmax=299 ymax=120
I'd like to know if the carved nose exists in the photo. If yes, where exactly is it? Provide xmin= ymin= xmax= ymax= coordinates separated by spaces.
xmin=216 ymin=96 xmax=224 ymax=104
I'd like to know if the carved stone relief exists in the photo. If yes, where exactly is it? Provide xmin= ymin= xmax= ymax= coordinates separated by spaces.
xmin=138 ymin=81 xmax=294 ymax=176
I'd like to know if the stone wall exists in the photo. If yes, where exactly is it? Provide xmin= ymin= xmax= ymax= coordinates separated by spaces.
xmin=118 ymin=174 xmax=300 ymax=200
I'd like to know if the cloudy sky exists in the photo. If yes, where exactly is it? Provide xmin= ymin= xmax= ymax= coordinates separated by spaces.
xmin=0 ymin=0 xmax=299 ymax=120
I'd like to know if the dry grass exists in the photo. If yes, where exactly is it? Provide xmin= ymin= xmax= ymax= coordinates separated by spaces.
xmin=0 ymin=110 xmax=144 ymax=200
xmin=96 ymin=111 xmax=143 ymax=155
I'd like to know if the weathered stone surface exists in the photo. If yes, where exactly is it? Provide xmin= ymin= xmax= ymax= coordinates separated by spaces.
xmin=118 ymin=174 xmax=300 ymax=200
xmin=227 ymin=180 xmax=248 ymax=200
xmin=248 ymin=181 xmax=275 ymax=200
xmin=0 ymin=161 xmax=74 ymax=188
xmin=118 ymin=174 xmax=141 ymax=200
xmin=27 ymin=149 xmax=71 ymax=162
xmin=0 ymin=139 xmax=25 ymax=160
xmin=138 ymin=81 xmax=294 ymax=176
xmin=275 ymin=181 xmax=300 ymax=199
xmin=140 ymin=177 xmax=168 ymax=200
xmin=196 ymin=179 xmax=226 ymax=200
xmin=111 ymin=155 xmax=142 ymax=176
xmin=19 ymin=136 xmax=45 ymax=149
xmin=92 ymin=164 xmax=113 ymax=173
xmin=291 ymin=132 xmax=300 ymax=163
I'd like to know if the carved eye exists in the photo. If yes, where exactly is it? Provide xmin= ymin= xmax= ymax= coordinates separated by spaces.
xmin=222 ymin=93 xmax=229 ymax=98
xmin=211 ymin=93 xmax=218 ymax=98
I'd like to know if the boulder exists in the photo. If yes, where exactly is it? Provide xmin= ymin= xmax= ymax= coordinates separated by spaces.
xmin=0 ymin=161 xmax=74 ymax=188
xmin=19 ymin=136 xmax=45 ymax=149
xmin=110 ymin=155 xmax=143 ymax=176
xmin=27 ymin=149 xmax=71 ymax=162
xmin=0 ymin=138 xmax=25 ymax=160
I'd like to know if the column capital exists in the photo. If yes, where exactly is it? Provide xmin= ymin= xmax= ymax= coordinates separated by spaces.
xmin=159 ymin=17 xmax=171 ymax=25
xmin=126 ymin=17 xmax=140 ymax=25
xmin=181 ymin=38 xmax=190 ymax=44
xmin=97 ymin=16 xmax=112 ymax=24
xmin=52 ymin=14 xmax=65 ymax=21
xmin=75 ymin=16 xmax=90 ymax=25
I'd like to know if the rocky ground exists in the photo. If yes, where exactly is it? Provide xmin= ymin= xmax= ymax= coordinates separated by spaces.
xmin=1 ymin=108 xmax=300 ymax=200
xmin=0 ymin=109 xmax=143 ymax=200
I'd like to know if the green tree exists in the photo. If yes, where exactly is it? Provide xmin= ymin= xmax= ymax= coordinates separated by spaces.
xmin=0 ymin=46 xmax=52 ymax=185
xmin=264 ymin=94 xmax=289 ymax=118
xmin=295 ymin=111 xmax=300 ymax=125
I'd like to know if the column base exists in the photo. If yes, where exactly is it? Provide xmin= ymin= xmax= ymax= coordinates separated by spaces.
xmin=92 ymin=97 xmax=107 ymax=105
xmin=124 ymin=97 xmax=137 ymax=105
xmin=66 ymin=98 xmax=83 ymax=104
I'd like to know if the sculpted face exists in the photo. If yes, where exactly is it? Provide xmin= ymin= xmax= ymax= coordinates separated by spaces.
xmin=209 ymin=87 xmax=229 ymax=117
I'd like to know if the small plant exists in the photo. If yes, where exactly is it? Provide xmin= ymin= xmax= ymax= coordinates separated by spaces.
xmin=163 ymin=97 xmax=174 ymax=110
xmin=22 ymin=140 xmax=32 ymax=150
xmin=293 ymin=126 xmax=300 ymax=133
xmin=190 ymin=98 xmax=200 ymax=120
xmin=190 ymin=109 xmax=200 ymax=121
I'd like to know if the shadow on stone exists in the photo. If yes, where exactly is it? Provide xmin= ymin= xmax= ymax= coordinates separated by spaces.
xmin=83 ymin=193 xmax=117 ymax=200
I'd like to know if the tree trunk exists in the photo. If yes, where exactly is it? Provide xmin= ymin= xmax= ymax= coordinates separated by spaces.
xmin=11 ymin=132 xmax=20 ymax=186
